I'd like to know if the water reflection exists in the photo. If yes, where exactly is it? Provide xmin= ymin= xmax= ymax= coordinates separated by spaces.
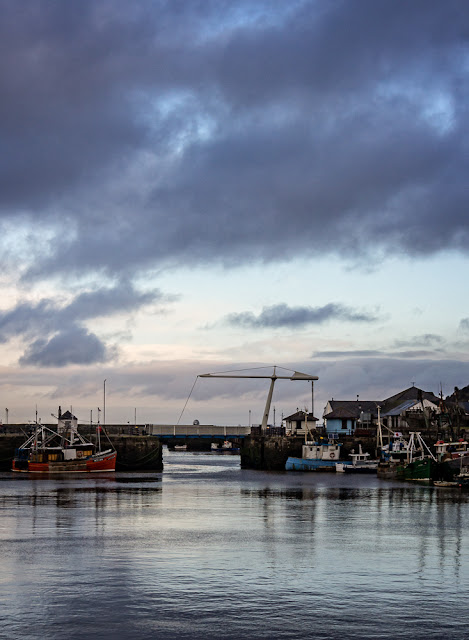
xmin=240 ymin=482 xmax=469 ymax=584
xmin=0 ymin=456 xmax=469 ymax=640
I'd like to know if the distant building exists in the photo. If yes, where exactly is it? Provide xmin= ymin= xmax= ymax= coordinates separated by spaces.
xmin=323 ymin=400 xmax=379 ymax=436
xmin=322 ymin=386 xmax=441 ymax=436
xmin=382 ymin=398 xmax=440 ymax=431
xmin=381 ymin=386 xmax=440 ymax=431
xmin=284 ymin=411 xmax=318 ymax=436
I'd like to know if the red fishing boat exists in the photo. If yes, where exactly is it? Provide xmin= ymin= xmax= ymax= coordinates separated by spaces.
xmin=12 ymin=407 xmax=116 ymax=473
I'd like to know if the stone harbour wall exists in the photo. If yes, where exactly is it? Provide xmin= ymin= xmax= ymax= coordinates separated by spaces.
xmin=241 ymin=436 xmax=304 ymax=471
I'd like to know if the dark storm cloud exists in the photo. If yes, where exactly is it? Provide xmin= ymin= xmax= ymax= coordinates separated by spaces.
xmin=225 ymin=303 xmax=378 ymax=329
xmin=19 ymin=326 xmax=113 ymax=367
xmin=0 ymin=0 xmax=467 ymax=283
xmin=309 ymin=357 xmax=469 ymax=406
xmin=0 ymin=281 xmax=164 ymax=366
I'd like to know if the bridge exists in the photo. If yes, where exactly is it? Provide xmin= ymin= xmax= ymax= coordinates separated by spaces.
xmin=144 ymin=423 xmax=251 ymax=441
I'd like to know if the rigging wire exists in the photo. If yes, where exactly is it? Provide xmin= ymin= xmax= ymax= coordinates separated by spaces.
xmin=174 ymin=376 xmax=199 ymax=426
xmin=201 ymin=364 xmax=296 ymax=375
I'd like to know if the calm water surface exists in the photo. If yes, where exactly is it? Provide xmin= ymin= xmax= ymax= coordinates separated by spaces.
xmin=0 ymin=449 xmax=468 ymax=639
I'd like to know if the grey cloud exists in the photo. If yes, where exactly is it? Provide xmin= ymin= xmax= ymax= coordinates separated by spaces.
xmin=225 ymin=303 xmax=378 ymax=329
xmin=0 ymin=282 xmax=162 ymax=341
xmin=393 ymin=334 xmax=444 ymax=348
xmin=65 ymin=281 xmax=168 ymax=323
xmin=313 ymin=349 xmax=441 ymax=359
xmin=313 ymin=350 xmax=384 ymax=358
xmin=0 ymin=0 xmax=466 ymax=283
xmin=310 ymin=357 xmax=469 ymax=408
xmin=4 ymin=355 xmax=468 ymax=424
xmin=460 ymin=319 xmax=469 ymax=331
xmin=0 ymin=281 xmax=164 ymax=366
xmin=19 ymin=326 xmax=113 ymax=367
xmin=391 ymin=350 xmax=443 ymax=359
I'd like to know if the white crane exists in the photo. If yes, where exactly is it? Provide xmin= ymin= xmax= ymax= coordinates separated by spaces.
xmin=199 ymin=366 xmax=318 ymax=433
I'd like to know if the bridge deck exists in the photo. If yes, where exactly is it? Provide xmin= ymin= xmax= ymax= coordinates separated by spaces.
xmin=146 ymin=424 xmax=250 ymax=438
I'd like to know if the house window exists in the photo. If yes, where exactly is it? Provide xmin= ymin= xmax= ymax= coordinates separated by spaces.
xmin=341 ymin=419 xmax=347 ymax=431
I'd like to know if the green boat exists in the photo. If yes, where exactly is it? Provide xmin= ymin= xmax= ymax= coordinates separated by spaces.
xmin=396 ymin=457 xmax=436 ymax=482
xmin=395 ymin=432 xmax=437 ymax=483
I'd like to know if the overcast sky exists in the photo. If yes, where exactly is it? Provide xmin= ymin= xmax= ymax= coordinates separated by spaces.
xmin=1 ymin=0 xmax=469 ymax=425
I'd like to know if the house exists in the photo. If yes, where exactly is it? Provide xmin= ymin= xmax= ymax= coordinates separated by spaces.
xmin=284 ymin=411 xmax=318 ymax=436
xmin=381 ymin=386 xmax=441 ymax=431
xmin=381 ymin=398 xmax=440 ymax=431
xmin=323 ymin=400 xmax=379 ymax=436
xmin=381 ymin=386 xmax=440 ymax=413
xmin=322 ymin=386 xmax=442 ymax=436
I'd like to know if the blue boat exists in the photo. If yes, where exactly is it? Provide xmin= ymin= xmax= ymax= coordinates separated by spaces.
xmin=286 ymin=441 xmax=348 ymax=472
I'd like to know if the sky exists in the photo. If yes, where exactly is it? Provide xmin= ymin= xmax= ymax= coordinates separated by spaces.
xmin=1 ymin=0 xmax=469 ymax=426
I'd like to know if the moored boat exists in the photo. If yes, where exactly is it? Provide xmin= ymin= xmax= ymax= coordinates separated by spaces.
xmin=342 ymin=445 xmax=378 ymax=473
xmin=395 ymin=432 xmax=436 ymax=483
xmin=433 ymin=480 xmax=459 ymax=488
xmin=286 ymin=440 xmax=345 ymax=471
xmin=396 ymin=457 xmax=436 ymax=482
xmin=211 ymin=440 xmax=240 ymax=453
xmin=12 ymin=408 xmax=116 ymax=473
xmin=434 ymin=439 xmax=469 ymax=481
xmin=377 ymin=433 xmax=410 ymax=478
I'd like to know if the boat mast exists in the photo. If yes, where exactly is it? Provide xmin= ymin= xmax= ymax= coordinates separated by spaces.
xmin=376 ymin=405 xmax=383 ymax=456
xmin=97 ymin=408 xmax=102 ymax=452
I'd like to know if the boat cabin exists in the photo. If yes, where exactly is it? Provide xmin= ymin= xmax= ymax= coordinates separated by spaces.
xmin=435 ymin=440 xmax=468 ymax=461
xmin=349 ymin=445 xmax=371 ymax=466
xmin=301 ymin=441 xmax=341 ymax=461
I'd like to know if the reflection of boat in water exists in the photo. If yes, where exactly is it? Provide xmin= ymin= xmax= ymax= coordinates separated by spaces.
xmin=211 ymin=440 xmax=240 ymax=453
xmin=12 ymin=408 xmax=116 ymax=473
xmin=286 ymin=441 xmax=343 ymax=471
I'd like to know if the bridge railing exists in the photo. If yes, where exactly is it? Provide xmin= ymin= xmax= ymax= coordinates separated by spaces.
xmin=146 ymin=424 xmax=250 ymax=437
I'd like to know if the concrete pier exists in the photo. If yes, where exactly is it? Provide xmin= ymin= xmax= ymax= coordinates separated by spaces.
xmin=240 ymin=434 xmax=380 ymax=471
xmin=241 ymin=435 xmax=304 ymax=471
xmin=113 ymin=435 xmax=162 ymax=471
xmin=0 ymin=435 xmax=25 ymax=471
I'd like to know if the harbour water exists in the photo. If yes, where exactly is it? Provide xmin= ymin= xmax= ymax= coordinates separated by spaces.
xmin=1 ymin=448 xmax=468 ymax=639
